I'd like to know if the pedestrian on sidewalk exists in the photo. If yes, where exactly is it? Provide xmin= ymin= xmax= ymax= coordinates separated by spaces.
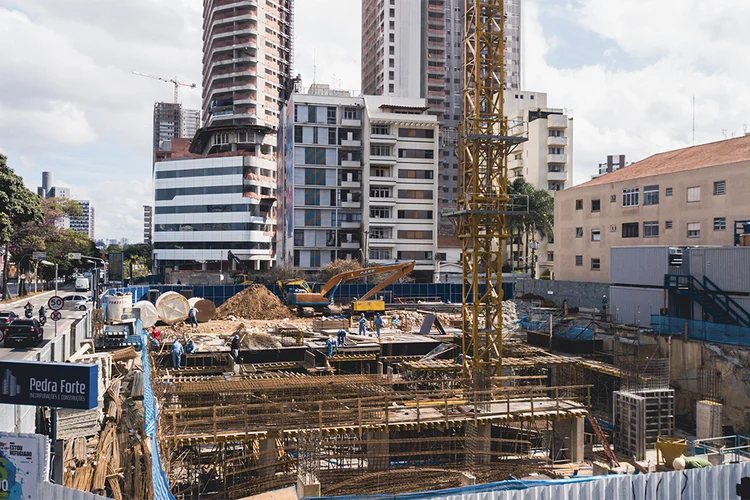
xmin=171 ymin=339 xmax=184 ymax=368
xmin=187 ymin=306 xmax=199 ymax=328
xmin=374 ymin=313 xmax=383 ymax=339
xmin=358 ymin=313 xmax=367 ymax=336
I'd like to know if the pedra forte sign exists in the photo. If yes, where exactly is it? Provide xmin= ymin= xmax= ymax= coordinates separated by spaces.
xmin=0 ymin=360 xmax=98 ymax=410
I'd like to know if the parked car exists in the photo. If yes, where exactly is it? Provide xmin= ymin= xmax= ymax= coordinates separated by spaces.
xmin=4 ymin=319 xmax=43 ymax=347
xmin=0 ymin=311 xmax=18 ymax=334
xmin=62 ymin=295 xmax=93 ymax=311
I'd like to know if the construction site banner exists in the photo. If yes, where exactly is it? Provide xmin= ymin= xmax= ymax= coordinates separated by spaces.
xmin=0 ymin=432 xmax=50 ymax=500
xmin=0 ymin=360 xmax=98 ymax=410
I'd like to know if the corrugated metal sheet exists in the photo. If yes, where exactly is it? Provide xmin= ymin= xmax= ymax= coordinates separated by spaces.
xmin=688 ymin=246 xmax=750 ymax=294
xmin=610 ymin=286 xmax=664 ymax=326
xmin=610 ymin=246 xmax=670 ymax=287
xmin=319 ymin=461 xmax=750 ymax=500
xmin=39 ymin=481 xmax=107 ymax=499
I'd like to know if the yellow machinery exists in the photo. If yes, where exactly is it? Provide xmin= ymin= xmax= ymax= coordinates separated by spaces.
xmin=277 ymin=262 xmax=415 ymax=316
xmin=233 ymin=274 xmax=253 ymax=285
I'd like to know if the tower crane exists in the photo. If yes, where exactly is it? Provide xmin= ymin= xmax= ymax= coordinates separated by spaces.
xmin=132 ymin=71 xmax=197 ymax=104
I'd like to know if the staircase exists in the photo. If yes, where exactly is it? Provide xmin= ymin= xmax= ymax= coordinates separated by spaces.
xmin=664 ymin=274 xmax=750 ymax=327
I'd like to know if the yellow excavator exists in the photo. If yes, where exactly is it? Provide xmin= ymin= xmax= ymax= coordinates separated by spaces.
xmin=277 ymin=261 xmax=415 ymax=316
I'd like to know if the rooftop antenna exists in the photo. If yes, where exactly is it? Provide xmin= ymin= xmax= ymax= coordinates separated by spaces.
xmin=692 ymin=95 xmax=695 ymax=145
xmin=312 ymin=49 xmax=317 ymax=88
xmin=722 ymin=129 xmax=728 ymax=139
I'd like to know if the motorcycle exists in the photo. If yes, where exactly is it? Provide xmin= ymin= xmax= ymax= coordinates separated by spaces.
xmin=38 ymin=310 xmax=47 ymax=326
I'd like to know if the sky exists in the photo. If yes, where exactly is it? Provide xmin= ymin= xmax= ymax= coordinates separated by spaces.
xmin=1 ymin=0 xmax=749 ymax=243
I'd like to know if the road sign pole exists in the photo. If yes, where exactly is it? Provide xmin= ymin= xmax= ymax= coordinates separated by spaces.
xmin=54 ymin=264 xmax=58 ymax=338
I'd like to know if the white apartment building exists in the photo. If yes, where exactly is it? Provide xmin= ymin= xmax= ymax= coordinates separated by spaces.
xmin=69 ymin=200 xmax=95 ymax=239
xmin=278 ymin=88 xmax=439 ymax=281
xmin=505 ymin=90 xmax=574 ymax=278
xmin=180 ymin=108 xmax=201 ymax=140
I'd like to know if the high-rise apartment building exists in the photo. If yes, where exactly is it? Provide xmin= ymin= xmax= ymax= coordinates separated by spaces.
xmin=70 ymin=200 xmax=95 ymax=239
xmin=37 ymin=171 xmax=53 ymax=198
xmin=362 ymin=0 xmax=522 ymax=230
xmin=152 ymin=0 xmax=294 ymax=273
xmin=153 ymin=103 xmax=201 ymax=163
xmin=278 ymin=87 xmax=439 ymax=281
xmin=143 ymin=205 xmax=153 ymax=245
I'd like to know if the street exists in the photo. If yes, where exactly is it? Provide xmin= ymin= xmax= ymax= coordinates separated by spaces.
xmin=0 ymin=285 xmax=90 ymax=361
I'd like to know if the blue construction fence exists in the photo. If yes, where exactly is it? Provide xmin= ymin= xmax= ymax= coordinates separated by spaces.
xmin=651 ymin=315 xmax=750 ymax=348
xmin=111 ymin=282 xmax=515 ymax=308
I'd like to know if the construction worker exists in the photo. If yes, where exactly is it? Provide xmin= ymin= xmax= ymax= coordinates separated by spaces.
xmin=374 ymin=313 xmax=383 ymax=339
xmin=187 ymin=306 xmax=199 ymax=328
xmin=358 ymin=313 xmax=367 ymax=336
xmin=151 ymin=326 xmax=161 ymax=342
xmin=337 ymin=328 xmax=347 ymax=347
xmin=392 ymin=315 xmax=401 ymax=329
xmin=601 ymin=295 xmax=609 ymax=316
xmin=325 ymin=336 xmax=338 ymax=357
xmin=230 ymin=334 xmax=241 ymax=362
xmin=184 ymin=338 xmax=196 ymax=354
xmin=171 ymin=339 xmax=184 ymax=368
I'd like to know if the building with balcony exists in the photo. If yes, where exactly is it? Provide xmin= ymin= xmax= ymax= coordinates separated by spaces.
xmin=554 ymin=135 xmax=750 ymax=283
xmin=278 ymin=88 xmax=439 ymax=281
xmin=69 ymin=200 xmax=95 ymax=239
xmin=143 ymin=205 xmax=153 ymax=245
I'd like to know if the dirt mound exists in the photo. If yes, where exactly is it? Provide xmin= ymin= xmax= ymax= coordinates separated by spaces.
xmin=216 ymin=285 xmax=292 ymax=320
xmin=518 ymin=293 xmax=557 ymax=308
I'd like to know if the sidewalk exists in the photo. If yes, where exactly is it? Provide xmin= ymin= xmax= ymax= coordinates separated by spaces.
xmin=0 ymin=289 xmax=55 ymax=307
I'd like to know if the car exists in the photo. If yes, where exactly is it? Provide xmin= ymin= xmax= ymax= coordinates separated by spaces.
xmin=0 ymin=311 xmax=18 ymax=333
xmin=62 ymin=295 xmax=93 ymax=311
xmin=4 ymin=319 xmax=43 ymax=347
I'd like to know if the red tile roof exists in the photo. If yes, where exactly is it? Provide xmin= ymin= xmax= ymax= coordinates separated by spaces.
xmin=575 ymin=135 xmax=750 ymax=188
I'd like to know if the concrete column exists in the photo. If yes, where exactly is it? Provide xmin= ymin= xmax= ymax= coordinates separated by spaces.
xmin=696 ymin=400 xmax=722 ymax=439
xmin=367 ymin=430 xmax=389 ymax=471
xmin=296 ymin=478 xmax=321 ymax=498
xmin=476 ymin=421 xmax=492 ymax=464
xmin=555 ymin=417 xmax=584 ymax=463
xmin=258 ymin=433 xmax=279 ymax=477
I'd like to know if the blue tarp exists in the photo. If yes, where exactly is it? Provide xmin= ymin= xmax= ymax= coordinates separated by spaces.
xmin=137 ymin=321 xmax=175 ymax=500
xmin=555 ymin=325 xmax=594 ymax=341
xmin=651 ymin=315 xmax=750 ymax=347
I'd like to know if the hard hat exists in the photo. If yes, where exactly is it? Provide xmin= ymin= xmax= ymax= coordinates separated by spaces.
xmin=673 ymin=457 xmax=686 ymax=470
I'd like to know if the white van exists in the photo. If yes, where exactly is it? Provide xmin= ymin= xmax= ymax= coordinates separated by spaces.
xmin=75 ymin=276 xmax=90 ymax=292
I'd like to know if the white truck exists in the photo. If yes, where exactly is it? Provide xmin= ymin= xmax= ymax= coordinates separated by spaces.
xmin=75 ymin=276 xmax=90 ymax=292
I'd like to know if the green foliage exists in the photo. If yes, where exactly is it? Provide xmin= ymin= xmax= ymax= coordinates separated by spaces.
xmin=263 ymin=264 xmax=307 ymax=284
xmin=123 ymin=243 xmax=152 ymax=280
xmin=316 ymin=259 xmax=363 ymax=283
xmin=104 ymin=243 xmax=123 ymax=255
xmin=507 ymin=178 xmax=555 ymax=278
xmin=0 ymin=154 xmax=42 ymax=243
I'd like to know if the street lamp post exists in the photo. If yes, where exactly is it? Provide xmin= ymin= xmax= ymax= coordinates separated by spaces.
xmin=39 ymin=260 xmax=58 ymax=336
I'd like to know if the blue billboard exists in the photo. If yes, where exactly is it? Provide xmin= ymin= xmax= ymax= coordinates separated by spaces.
xmin=0 ymin=360 xmax=98 ymax=410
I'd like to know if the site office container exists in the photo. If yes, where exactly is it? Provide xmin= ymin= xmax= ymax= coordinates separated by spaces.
xmin=686 ymin=246 xmax=750 ymax=294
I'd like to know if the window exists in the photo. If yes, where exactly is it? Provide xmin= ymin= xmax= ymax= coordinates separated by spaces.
xmin=294 ymin=230 xmax=304 ymax=246
xmin=370 ymin=207 xmax=391 ymax=219
xmin=294 ymin=126 xmax=303 ymax=143
xmin=369 ymin=248 xmax=392 ymax=260
xmin=389 ymin=84 xmax=394 ymax=93
xmin=398 ymin=189 xmax=433 ymax=199
xmin=398 ymin=149 xmax=434 ymax=159
xmin=610 ymin=225 xmax=617 ymax=232
xmin=304 ymin=147 xmax=326 ymax=165
xmin=665 ymin=220 xmax=673 ymax=229
xmin=591 ymin=199 xmax=601 ymax=212
xmin=397 ymin=230 xmax=433 ymax=239
xmin=547 ymin=252 xmax=554 ymax=262
xmin=591 ymin=258 xmax=601 ymax=271
xmin=665 ymin=187 xmax=673 ymax=197
xmin=575 ymin=227 xmax=583 ymax=238
xmin=371 ymin=166 xmax=391 ymax=177
xmin=304 ymin=189 xmax=320 ymax=206
xmin=370 ymin=145 xmax=392 ymax=156
xmin=389 ymin=33 xmax=395 ymax=42
xmin=398 ymin=128 xmax=435 ymax=138
xmin=610 ymin=195 xmax=616 ymax=203
xmin=369 ymin=187 xmax=391 ymax=198
xmin=714 ymin=217 xmax=727 ymax=231
xmin=328 ymin=128 xmax=336 ymax=144
xmin=644 ymin=221 xmax=659 ymax=238
xmin=714 ymin=180 xmax=726 ymax=195
xmin=687 ymin=222 xmax=700 ymax=238
xmin=397 ymin=251 xmax=433 ymax=260
xmin=622 ymin=222 xmax=639 ymax=238
xmin=575 ymin=199 xmax=583 ymax=210
xmin=643 ymin=185 xmax=659 ymax=205
xmin=548 ymin=147 xmax=564 ymax=154
xmin=304 ymin=210 xmax=321 ymax=226
xmin=622 ymin=188 xmax=640 ymax=207
xmin=304 ymin=168 xmax=326 ymax=185
xmin=398 ymin=169 xmax=434 ymax=179
xmin=687 ymin=186 xmax=700 ymax=202
xmin=398 ymin=210 xmax=433 ymax=219
xmin=575 ymin=255 xmax=583 ymax=266
xmin=370 ymin=227 xmax=391 ymax=239
xmin=371 ymin=125 xmax=390 ymax=135
xmin=591 ymin=230 xmax=601 ymax=241
xmin=343 ymin=108 xmax=359 ymax=120
xmin=327 ymin=107 xmax=336 ymax=125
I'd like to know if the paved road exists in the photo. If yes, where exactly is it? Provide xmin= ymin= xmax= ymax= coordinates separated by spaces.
xmin=0 ymin=286 xmax=90 ymax=360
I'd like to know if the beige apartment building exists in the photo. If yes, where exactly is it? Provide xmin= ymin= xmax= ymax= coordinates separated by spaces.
xmin=554 ymin=136 xmax=750 ymax=283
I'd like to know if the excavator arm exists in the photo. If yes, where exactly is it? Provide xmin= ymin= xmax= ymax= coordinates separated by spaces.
xmin=319 ymin=261 xmax=416 ymax=299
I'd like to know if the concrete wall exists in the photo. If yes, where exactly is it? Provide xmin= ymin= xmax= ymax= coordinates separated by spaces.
xmin=512 ymin=278 xmax=609 ymax=308
xmin=645 ymin=332 xmax=750 ymax=433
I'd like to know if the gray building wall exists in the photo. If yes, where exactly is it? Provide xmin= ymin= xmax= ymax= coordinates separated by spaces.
xmin=513 ymin=278 xmax=609 ymax=309
xmin=609 ymin=286 xmax=664 ymax=326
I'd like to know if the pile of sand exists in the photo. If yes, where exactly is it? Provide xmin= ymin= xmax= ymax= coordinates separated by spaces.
xmin=216 ymin=285 xmax=292 ymax=320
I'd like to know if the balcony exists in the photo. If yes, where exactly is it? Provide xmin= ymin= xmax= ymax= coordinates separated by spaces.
xmin=341 ymin=118 xmax=361 ymax=127
xmin=340 ymin=221 xmax=361 ymax=229
xmin=341 ymin=200 xmax=361 ymax=209
xmin=369 ymin=196 xmax=396 ymax=205
xmin=547 ymin=136 xmax=568 ymax=147
xmin=547 ymin=153 xmax=568 ymax=164
xmin=508 ymin=158 xmax=523 ymax=170
xmin=340 ymin=179 xmax=361 ymax=188
xmin=371 ymin=133 xmax=397 ymax=143
xmin=370 ymin=154 xmax=397 ymax=165
xmin=370 ymin=175 xmax=396 ymax=185
xmin=547 ymin=171 xmax=568 ymax=182
xmin=548 ymin=114 xmax=568 ymax=128
xmin=339 ymin=241 xmax=360 ymax=249
xmin=369 ymin=238 xmax=396 ymax=246
xmin=340 ymin=139 xmax=361 ymax=147
xmin=340 ymin=160 xmax=361 ymax=168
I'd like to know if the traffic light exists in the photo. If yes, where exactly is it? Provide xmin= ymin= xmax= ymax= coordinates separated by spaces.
xmin=61 ymin=251 xmax=66 ymax=259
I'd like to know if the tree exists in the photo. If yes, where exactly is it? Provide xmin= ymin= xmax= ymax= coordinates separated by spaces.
xmin=0 ymin=154 xmax=42 ymax=298
xmin=316 ymin=259 xmax=363 ymax=283
xmin=124 ymin=243 xmax=152 ymax=281
xmin=507 ymin=178 xmax=554 ymax=278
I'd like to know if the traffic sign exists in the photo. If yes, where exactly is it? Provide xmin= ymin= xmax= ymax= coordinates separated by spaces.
xmin=32 ymin=251 xmax=46 ymax=260
xmin=67 ymin=253 xmax=82 ymax=260
xmin=48 ymin=296 xmax=64 ymax=311
xmin=50 ymin=311 xmax=62 ymax=321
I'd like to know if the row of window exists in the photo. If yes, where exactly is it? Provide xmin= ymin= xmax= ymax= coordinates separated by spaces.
xmin=575 ymin=218 xmax=727 ymax=240
xmin=298 ymin=166 xmax=434 ymax=184
xmin=370 ymin=146 xmax=435 ymax=159
xmin=154 ymin=166 xmax=243 ymax=179
xmin=154 ymin=204 xmax=259 ymax=215
xmin=370 ymin=126 xmax=435 ymax=138
xmin=575 ymin=181 xmax=727 ymax=211
xmin=155 ymin=186 xmax=243 ymax=201
xmin=153 ymin=242 xmax=272 ymax=250
xmin=369 ymin=208 xmax=434 ymax=220
xmin=155 ymin=223 xmax=266 ymax=232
